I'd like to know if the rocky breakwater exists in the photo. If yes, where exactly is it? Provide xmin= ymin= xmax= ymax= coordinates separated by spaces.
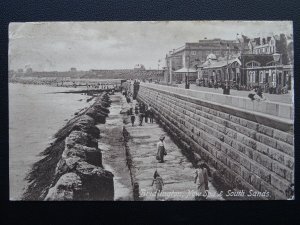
xmin=23 ymin=93 xmax=114 ymax=200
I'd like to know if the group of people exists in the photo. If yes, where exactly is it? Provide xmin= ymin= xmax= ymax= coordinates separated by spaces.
xmin=125 ymin=96 xmax=210 ymax=201
xmin=129 ymin=102 xmax=154 ymax=127
xmin=248 ymin=86 xmax=267 ymax=101
xmin=151 ymin=160 xmax=210 ymax=200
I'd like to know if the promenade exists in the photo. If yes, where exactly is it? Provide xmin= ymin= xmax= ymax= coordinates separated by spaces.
xmin=177 ymin=83 xmax=293 ymax=104
xmin=123 ymin=98 xmax=223 ymax=201
xmin=97 ymin=94 xmax=133 ymax=200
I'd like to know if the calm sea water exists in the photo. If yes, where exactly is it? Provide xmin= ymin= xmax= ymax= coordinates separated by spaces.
xmin=9 ymin=83 xmax=95 ymax=200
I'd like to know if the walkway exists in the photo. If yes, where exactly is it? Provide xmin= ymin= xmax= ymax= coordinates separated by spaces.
xmin=97 ymin=93 xmax=133 ymax=200
xmin=124 ymin=98 xmax=223 ymax=201
xmin=177 ymin=83 xmax=293 ymax=104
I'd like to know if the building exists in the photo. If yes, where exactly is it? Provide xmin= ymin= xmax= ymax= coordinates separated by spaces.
xmin=26 ymin=68 xmax=33 ymax=73
xmin=173 ymin=67 xmax=197 ymax=83
xmin=240 ymin=54 xmax=293 ymax=91
xmin=248 ymin=33 xmax=293 ymax=65
xmin=197 ymin=54 xmax=241 ymax=87
xmin=165 ymin=38 xmax=249 ymax=83
xmin=198 ymin=53 xmax=293 ymax=92
xmin=134 ymin=64 xmax=145 ymax=70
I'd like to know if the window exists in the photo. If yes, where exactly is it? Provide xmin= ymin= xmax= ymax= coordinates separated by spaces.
xmin=248 ymin=71 xmax=256 ymax=83
xmin=246 ymin=61 xmax=261 ymax=68
xmin=272 ymin=71 xmax=276 ymax=83
xmin=259 ymin=71 xmax=265 ymax=83
xmin=192 ymin=51 xmax=196 ymax=55
xmin=266 ymin=61 xmax=276 ymax=66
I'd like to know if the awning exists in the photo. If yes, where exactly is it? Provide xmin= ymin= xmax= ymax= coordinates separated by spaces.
xmin=174 ymin=67 xmax=197 ymax=73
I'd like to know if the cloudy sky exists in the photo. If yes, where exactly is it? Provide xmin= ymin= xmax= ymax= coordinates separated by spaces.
xmin=9 ymin=21 xmax=292 ymax=71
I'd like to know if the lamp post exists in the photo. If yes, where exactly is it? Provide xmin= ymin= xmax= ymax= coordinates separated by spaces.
xmin=185 ymin=55 xmax=190 ymax=89
xmin=157 ymin=61 xmax=160 ymax=83
xmin=273 ymin=53 xmax=281 ymax=93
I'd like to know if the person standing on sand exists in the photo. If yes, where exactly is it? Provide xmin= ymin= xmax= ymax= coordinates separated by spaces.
xmin=194 ymin=162 xmax=209 ymax=200
xmin=156 ymin=136 xmax=167 ymax=163
xmin=151 ymin=170 xmax=164 ymax=200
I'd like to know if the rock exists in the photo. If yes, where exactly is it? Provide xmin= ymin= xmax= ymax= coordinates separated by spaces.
xmin=93 ymin=104 xmax=110 ymax=114
xmin=55 ymin=156 xmax=82 ymax=176
xmin=45 ymin=173 xmax=83 ymax=201
xmin=65 ymin=130 xmax=98 ymax=149
xmin=100 ymin=101 xmax=111 ymax=108
xmin=57 ymin=142 xmax=102 ymax=173
xmin=71 ymin=115 xmax=100 ymax=138
xmin=86 ymin=107 xmax=107 ymax=124
xmin=75 ymin=161 xmax=114 ymax=200
xmin=70 ymin=144 xmax=102 ymax=167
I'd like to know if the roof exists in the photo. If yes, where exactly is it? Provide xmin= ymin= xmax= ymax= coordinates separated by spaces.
xmin=241 ymin=54 xmax=274 ymax=66
xmin=174 ymin=67 xmax=197 ymax=73
xmin=207 ymin=53 xmax=217 ymax=60
xmin=202 ymin=58 xmax=241 ymax=69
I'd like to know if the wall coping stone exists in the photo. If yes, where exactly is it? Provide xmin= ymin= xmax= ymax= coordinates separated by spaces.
xmin=140 ymin=83 xmax=293 ymax=133
xmin=141 ymin=83 xmax=294 ymax=120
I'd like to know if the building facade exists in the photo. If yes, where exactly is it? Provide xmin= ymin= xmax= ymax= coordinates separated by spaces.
xmin=165 ymin=38 xmax=248 ymax=83
xmin=198 ymin=54 xmax=293 ymax=92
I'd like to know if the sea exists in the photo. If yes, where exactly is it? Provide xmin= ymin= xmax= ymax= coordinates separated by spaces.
xmin=9 ymin=83 xmax=95 ymax=200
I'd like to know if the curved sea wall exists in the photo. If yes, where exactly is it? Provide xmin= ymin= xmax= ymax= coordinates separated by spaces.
xmin=136 ymin=83 xmax=294 ymax=200
xmin=23 ymin=93 xmax=114 ymax=200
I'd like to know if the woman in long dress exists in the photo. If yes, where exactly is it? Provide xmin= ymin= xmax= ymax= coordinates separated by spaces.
xmin=156 ymin=136 xmax=167 ymax=163
xmin=194 ymin=162 xmax=209 ymax=200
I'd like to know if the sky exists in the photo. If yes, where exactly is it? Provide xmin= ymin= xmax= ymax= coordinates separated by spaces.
xmin=9 ymin=21 xmax=293 ymax=71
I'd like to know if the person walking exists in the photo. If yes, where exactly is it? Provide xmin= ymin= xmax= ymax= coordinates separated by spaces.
xmin=144 ymin=107 xmax=149 ymax=123
xmin=139 ymin=112 xmax=144 ymax=126
xmin=194 ymin=162 xmax=209 ymax=200
xmin=130 ymin=114 xmax=135 ymax=126
xmin=156 ymin=136 xmax=167 ymax=163
xmin=151 ymin=170 xmax=164 ymax=200
xmin=148 ymin=105 xmax=154 ymax=123
xmin=135 ymin=104 xmax=139 ymax=115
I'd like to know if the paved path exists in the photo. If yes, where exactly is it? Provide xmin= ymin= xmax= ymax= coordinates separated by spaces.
xmin=177 ymin=83 xmax=293 ymax=104
xmin=124 ymin=98 xmax=223 ymax=201
xmin=97 ymin=93 xmax=133 ymax=200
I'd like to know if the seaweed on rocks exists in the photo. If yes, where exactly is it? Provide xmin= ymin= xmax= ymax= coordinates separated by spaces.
xmin=22 ymin=93 xmax=113 ymax=200
xmin=44 ymin=172 xmax=83 ymax=201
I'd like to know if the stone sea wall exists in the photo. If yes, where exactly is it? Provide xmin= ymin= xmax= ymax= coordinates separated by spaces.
xmin=24 ymin=93 xmax=114 ymax=200
xmin=137 ymin=83 xmax=294 ymax=200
